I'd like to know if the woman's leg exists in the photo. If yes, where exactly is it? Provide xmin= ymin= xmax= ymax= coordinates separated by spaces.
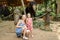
xmin=23 ymin=28 xmax=26 ymax=37
xmin=22 ymin=28 xmax=28 ymax=39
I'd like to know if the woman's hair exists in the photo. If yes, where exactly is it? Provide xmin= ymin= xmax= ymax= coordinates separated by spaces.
xmin=19 ymin=16 xmax=22 ymax=19
xmin=22 ymin=15 xmax=26 ymax=23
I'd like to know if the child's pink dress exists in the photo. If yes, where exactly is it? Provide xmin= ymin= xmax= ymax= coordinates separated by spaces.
xmin=26 ymin=18 xmax=33 ymax=31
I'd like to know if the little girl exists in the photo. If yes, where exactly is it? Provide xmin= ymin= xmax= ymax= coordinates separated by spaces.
xmin=26 ymin=13 xmax=33 ymax=37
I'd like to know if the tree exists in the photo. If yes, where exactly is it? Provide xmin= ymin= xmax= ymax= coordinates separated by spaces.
xmin=44 ymin=0 xmax=50 ymax=26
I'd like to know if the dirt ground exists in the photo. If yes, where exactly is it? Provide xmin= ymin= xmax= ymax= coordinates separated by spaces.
xmin=0 ymin=21 xmax=58 ymax=40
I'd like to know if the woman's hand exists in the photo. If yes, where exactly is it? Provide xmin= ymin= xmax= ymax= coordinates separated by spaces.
xmin=16 ymin=20 xmax=21 ymax=28
xmin=16 ymin=26 xmax=22 ymax=28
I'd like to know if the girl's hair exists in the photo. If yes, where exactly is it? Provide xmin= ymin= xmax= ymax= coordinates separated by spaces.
xmin=27 ymin=13 xmax=31 ymax=17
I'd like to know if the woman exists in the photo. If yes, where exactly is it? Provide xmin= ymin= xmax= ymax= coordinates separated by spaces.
xmin=16 ymin=15 xmax=28 ymax=39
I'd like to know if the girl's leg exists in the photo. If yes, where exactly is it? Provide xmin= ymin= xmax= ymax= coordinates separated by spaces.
xmin=26 ymin=30 xmax=30 ymax=37
xmin=30 ymin=30 xmax=33 ymax=37
xmin=26 ymin=30 xmax=33 ymax=37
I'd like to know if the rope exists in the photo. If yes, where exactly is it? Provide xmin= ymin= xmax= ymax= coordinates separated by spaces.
xmin=2 ymin=11 xmax=51 ymax=20
xmin=2 ymin=12 xmax=47 ymax=19
xmin=3 ymin=13 xmax=13 ymax=19
xmin=34 ymin=12 xmax=48 ymax=19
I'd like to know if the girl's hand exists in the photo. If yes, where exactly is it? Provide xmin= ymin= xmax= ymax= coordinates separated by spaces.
xmin=24 ymin=26 xmax=27 ymax=29
xmin=22 ymin=26 xmax=27 ymax=30
xmin=31 ymin=27 xmax=33 ymax=31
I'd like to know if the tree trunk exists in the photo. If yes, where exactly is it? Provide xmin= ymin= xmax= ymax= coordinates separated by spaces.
xmin=45 ymin=12 xmax=50 ymax=26
xmin=14 ymin=14 xmax=19 ymax=25
xmin=21 ymin=0 xmax=26 ymax=15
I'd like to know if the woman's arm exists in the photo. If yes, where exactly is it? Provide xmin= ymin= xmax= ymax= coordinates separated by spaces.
xmin=26 ymin=18 xmax=28 ymax=24
xmin=16 ymin=20 xmax=21 ymax=28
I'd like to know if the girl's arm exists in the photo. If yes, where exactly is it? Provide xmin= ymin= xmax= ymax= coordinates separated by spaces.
xmin=16 ymin=20 xmax=21 ymax=28
xmin=31 ymin=18 xmax=33 ymax=30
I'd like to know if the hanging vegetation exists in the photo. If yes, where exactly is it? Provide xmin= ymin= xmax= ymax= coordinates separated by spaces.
xmin=36 ymin=0 xmax=56 ymax=18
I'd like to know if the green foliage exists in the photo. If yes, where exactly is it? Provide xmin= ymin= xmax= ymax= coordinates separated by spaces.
xmin=55 ymin=13 xmax=60 ymax=21
xmin=57 ymin=14 xmax=60 ymax=18
xmin=50 ymin=12 xmax=56 ymax=17
xmin=36 ymin=4 xmax=45 ymax=17
xmin=8 ymin=6 xmax=12 ymax=12
xmin=8 ymin=6 xmax=23 ymax=12
xmin=36 ymin=0 xmax=56 ymax=17
xmin=33 ymin=19 xmax=52 ymax=31
xmin=33 ymin=19 xmax=45 ymax=28
xmin=36 ymin=11 xmax=44 ymax=16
